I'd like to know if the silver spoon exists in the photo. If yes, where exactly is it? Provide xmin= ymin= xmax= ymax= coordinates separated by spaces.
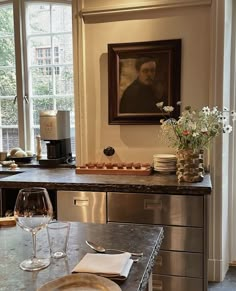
xmin=86 ymin=240 xmax=143 ymax=257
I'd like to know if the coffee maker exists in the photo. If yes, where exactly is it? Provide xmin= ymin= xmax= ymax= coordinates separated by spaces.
xmin=39 ymin=110 xmax=72 ymax=166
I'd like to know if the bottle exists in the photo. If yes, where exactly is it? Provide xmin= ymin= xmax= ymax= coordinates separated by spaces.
xmin=36 ymin=135 xmax=42 ymax=160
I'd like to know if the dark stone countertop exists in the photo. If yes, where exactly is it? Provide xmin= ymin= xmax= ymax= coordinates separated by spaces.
xmin=0 ymin=222 xmax=163 ymax=291
xmin=0 ymin=166 xmax=212 ymax=195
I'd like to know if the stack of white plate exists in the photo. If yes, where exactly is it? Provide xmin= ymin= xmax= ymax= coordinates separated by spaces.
xmin=153 ymin=154 xmax=177 ymax=173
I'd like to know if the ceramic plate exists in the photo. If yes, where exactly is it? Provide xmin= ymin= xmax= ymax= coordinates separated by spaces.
xmin=37 ymin=273 xmax=121 ymax=291
xmin=153 ymin=154 xmax=176 ymax=159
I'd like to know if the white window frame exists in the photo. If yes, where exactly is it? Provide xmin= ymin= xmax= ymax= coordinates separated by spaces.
xmin=0 ymin=0 xmax=73 ymax=152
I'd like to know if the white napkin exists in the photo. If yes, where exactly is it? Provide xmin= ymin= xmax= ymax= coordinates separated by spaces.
xmin=72 ymin=252 xmax=133 ymax=280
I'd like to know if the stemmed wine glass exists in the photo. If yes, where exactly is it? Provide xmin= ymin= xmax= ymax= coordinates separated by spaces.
xmin=14 ymin=187 xmax=53 ymax=271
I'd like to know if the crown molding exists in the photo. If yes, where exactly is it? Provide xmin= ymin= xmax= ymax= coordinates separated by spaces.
xmin=80 ymin=0 xmax=212 ymax=20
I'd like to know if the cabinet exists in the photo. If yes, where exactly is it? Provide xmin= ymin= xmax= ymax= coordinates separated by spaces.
xmin=107 ymin=192 xmax=208 ymax=291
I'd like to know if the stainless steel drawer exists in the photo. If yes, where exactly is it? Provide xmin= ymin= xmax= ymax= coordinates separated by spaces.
xmin=153 ymin=250 xmax=203 ymax=278
xmin=153 ymin=274 xmax=203 ymax=291
xmin=161 ymin=225 xmax=203 ymax=252
xmin=107 ymin=192 xmax=203 ymax=227
xmin=57 ymin=191 xmax=106 ymax=223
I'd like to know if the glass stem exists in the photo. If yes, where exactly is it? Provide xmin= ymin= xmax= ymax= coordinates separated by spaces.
xmin=32 ymin=232 xmax=37 ymax=260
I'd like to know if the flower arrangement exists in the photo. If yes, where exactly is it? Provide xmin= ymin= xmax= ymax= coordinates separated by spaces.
xmin=156 ymin=102 xmax=235 ymax=151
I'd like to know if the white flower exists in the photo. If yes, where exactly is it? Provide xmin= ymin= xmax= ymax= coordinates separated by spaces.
xmin=164 ymin=118 xmax=176 ymax=124
xmin=160 ymin=119 xmax=165 ymax=124
xmin=192 ymin=132 xmax=199 ymax=137
xmin=212 ymin=106 xmax=218 ymax=113
xmin=202 ymin=106 xmax=210 ymax=115
xmin=156 ymin=102 xmax=164 ymax=108
xmin=201 ymin=127 xmax=208 ymax=133
xmin=163 ymin=106 xmax=174 ymax=113
xmin=224 ymin=124 xmax=232 ymax=133
xmin=176 ymin=101 xmax=181 ymax=106
xmin=218 ymin=116 xmax=227 ymax=123
xmin=231 ymin=111 xmax=236 ymax=118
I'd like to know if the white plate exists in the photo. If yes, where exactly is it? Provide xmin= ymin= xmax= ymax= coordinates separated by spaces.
xmin=37 ymin=273 xmax=121 ymax=291
xmin=153 ymin=154 xmax=176 ymax=159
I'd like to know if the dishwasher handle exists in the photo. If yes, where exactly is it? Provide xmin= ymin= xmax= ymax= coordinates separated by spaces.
xmin=73 ymin=197 xmax=89 ymax=207
xmin=144 ymin=199 xmax=162 ymax=210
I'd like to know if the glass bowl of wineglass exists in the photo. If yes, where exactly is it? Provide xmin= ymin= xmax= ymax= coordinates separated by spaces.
xmin=14 ymin=187 xmax=53 ymax=271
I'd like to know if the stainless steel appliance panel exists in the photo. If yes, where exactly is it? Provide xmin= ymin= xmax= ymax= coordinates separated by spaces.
xmin=153 ymin=250 xmax=203 ymax=278
xmin=0 ymin=189 xmax=2 ymax=217
xmin=107 ymin=192 xmax=203 ymax=227
xmin=57 ymin=191 xmax=106 ymax=223
xmin=153 ymin=274 xmax=203 ymax=291
xmin=161 ymin=225 xmax=203 ymax=252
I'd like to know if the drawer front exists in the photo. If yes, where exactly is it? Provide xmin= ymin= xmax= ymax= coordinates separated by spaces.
xmin=107 ymin=192 xmax=203 ymax=227
xmin=161 ymin=226 xmax=203 ymax=252
xmin=57 ymin=191 xmax=106 ymax=223
xmin=153 ymin=274 xmax=203 ymax=291
xmin=154 ymin=250 xmax=203 ymax=278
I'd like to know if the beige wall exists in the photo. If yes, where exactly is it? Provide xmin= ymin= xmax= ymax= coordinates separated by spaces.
xmin=73 ymin=0 xmax=231 ymax=282
xmin=74 ymin=0 xmax=211 ymax=164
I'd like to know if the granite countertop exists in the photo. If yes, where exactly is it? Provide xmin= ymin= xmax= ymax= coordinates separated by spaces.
xmin=0 ymin=222 xmax=164 ymax=291
xmin=0 ymin=166 xmax=212 ymax=194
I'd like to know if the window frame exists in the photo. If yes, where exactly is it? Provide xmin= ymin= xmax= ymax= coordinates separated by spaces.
xmin=0 ymin=0 xmax=73 ymax=153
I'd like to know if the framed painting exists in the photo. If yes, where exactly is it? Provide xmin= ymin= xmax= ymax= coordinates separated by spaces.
xmin=108 ymin=39 xmax=181 ymax=125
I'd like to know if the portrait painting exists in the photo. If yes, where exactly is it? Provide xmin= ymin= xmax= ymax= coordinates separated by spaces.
xmin=108 ymin=39 xmax=181 ymax=125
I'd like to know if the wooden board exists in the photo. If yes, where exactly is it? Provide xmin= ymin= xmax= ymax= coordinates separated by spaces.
xmin=0 ymin=216 xmax=16 ymax=227
xmin=75 ymin=164 xmax=152 ymax=176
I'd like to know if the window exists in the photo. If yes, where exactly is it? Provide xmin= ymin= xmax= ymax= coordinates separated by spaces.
xmin=0 ymin=0 xmax=75 ymax=156
xmin=45 ymin=48 xmax=51 ymax=58
xmin=37 ymin=48 xmax=43 ymax=58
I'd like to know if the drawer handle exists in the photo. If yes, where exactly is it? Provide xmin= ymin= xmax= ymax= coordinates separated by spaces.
xmin=156 ymin=255 xmax=163 ymax=266
xmin=155 ymin=280 xmax=163 ymax=290
xmin=73 ymin=197 xmax=89 ymax=206
xmin=144 ymin=199 xmax=162 ymax=210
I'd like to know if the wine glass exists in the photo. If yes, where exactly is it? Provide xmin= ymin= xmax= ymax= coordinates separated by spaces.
xmin=14 ymin=187 xmax=53 ymax=271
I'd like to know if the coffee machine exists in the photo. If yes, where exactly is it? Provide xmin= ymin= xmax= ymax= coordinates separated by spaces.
xmin=39 ymin=110 xmax=72 ymax=166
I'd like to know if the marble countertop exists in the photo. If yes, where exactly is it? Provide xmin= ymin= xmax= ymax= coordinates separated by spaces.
xmin=0 ymin=166 xmax=212 ymax=194
xmin=0 ymin=222 xmax=163 ymax=291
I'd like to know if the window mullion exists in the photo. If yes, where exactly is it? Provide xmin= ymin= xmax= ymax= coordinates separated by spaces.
xmin=13 ymin=0 xmax=28 ymax=150
xmin=21 ymin=0 xmax=31 ymax=151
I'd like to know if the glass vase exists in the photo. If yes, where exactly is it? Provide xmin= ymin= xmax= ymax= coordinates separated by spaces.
xmin=176 ymin=149 xmax=204 ymax=182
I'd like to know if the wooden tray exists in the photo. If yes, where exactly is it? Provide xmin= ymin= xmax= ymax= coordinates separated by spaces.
xmin=75 ymin=164 xmax=152 ymax=176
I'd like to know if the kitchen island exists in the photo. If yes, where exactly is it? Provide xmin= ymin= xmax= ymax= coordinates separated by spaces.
xmin=0 ymin=166 xmax=211 ymax=194
xmin=0 ymin=221 xmax=163 ymax=291
xmin=0 ymin=166 xmax=212 ymax=291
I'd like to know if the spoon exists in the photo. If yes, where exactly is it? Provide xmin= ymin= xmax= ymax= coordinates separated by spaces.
xmin=86 ymin=240 xmax=143 ymax=257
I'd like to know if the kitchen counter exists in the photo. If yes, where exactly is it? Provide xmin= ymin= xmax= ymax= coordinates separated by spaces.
xmin=0 ymin=221 xmax=163 ymax=291
xmin=0 ymin=166 xmax=212 ymax=291
xmin=0 ymin=166 xmax=212 ymax=195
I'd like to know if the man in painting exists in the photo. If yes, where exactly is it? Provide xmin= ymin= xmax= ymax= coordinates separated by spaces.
xmin=119 ymin=57 xmax=163 ymax=114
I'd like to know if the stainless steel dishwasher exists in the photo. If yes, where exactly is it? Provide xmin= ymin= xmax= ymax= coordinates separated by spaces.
xmin=57 ymin=191 xmax=106 ymax=223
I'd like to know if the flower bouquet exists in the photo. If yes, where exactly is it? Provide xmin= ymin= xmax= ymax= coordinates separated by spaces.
xmin=156 ymin=102 xmax=235 ymax=182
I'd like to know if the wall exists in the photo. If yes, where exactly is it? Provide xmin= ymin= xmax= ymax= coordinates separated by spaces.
xmin=73 ymin=0 xmax=229 ymax=282
xmin=74 ymin=0 xmax=211 ymax=164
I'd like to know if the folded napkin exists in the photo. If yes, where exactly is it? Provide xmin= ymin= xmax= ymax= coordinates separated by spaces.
xmin=72 ymin=252 xmax=133 ymax=280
